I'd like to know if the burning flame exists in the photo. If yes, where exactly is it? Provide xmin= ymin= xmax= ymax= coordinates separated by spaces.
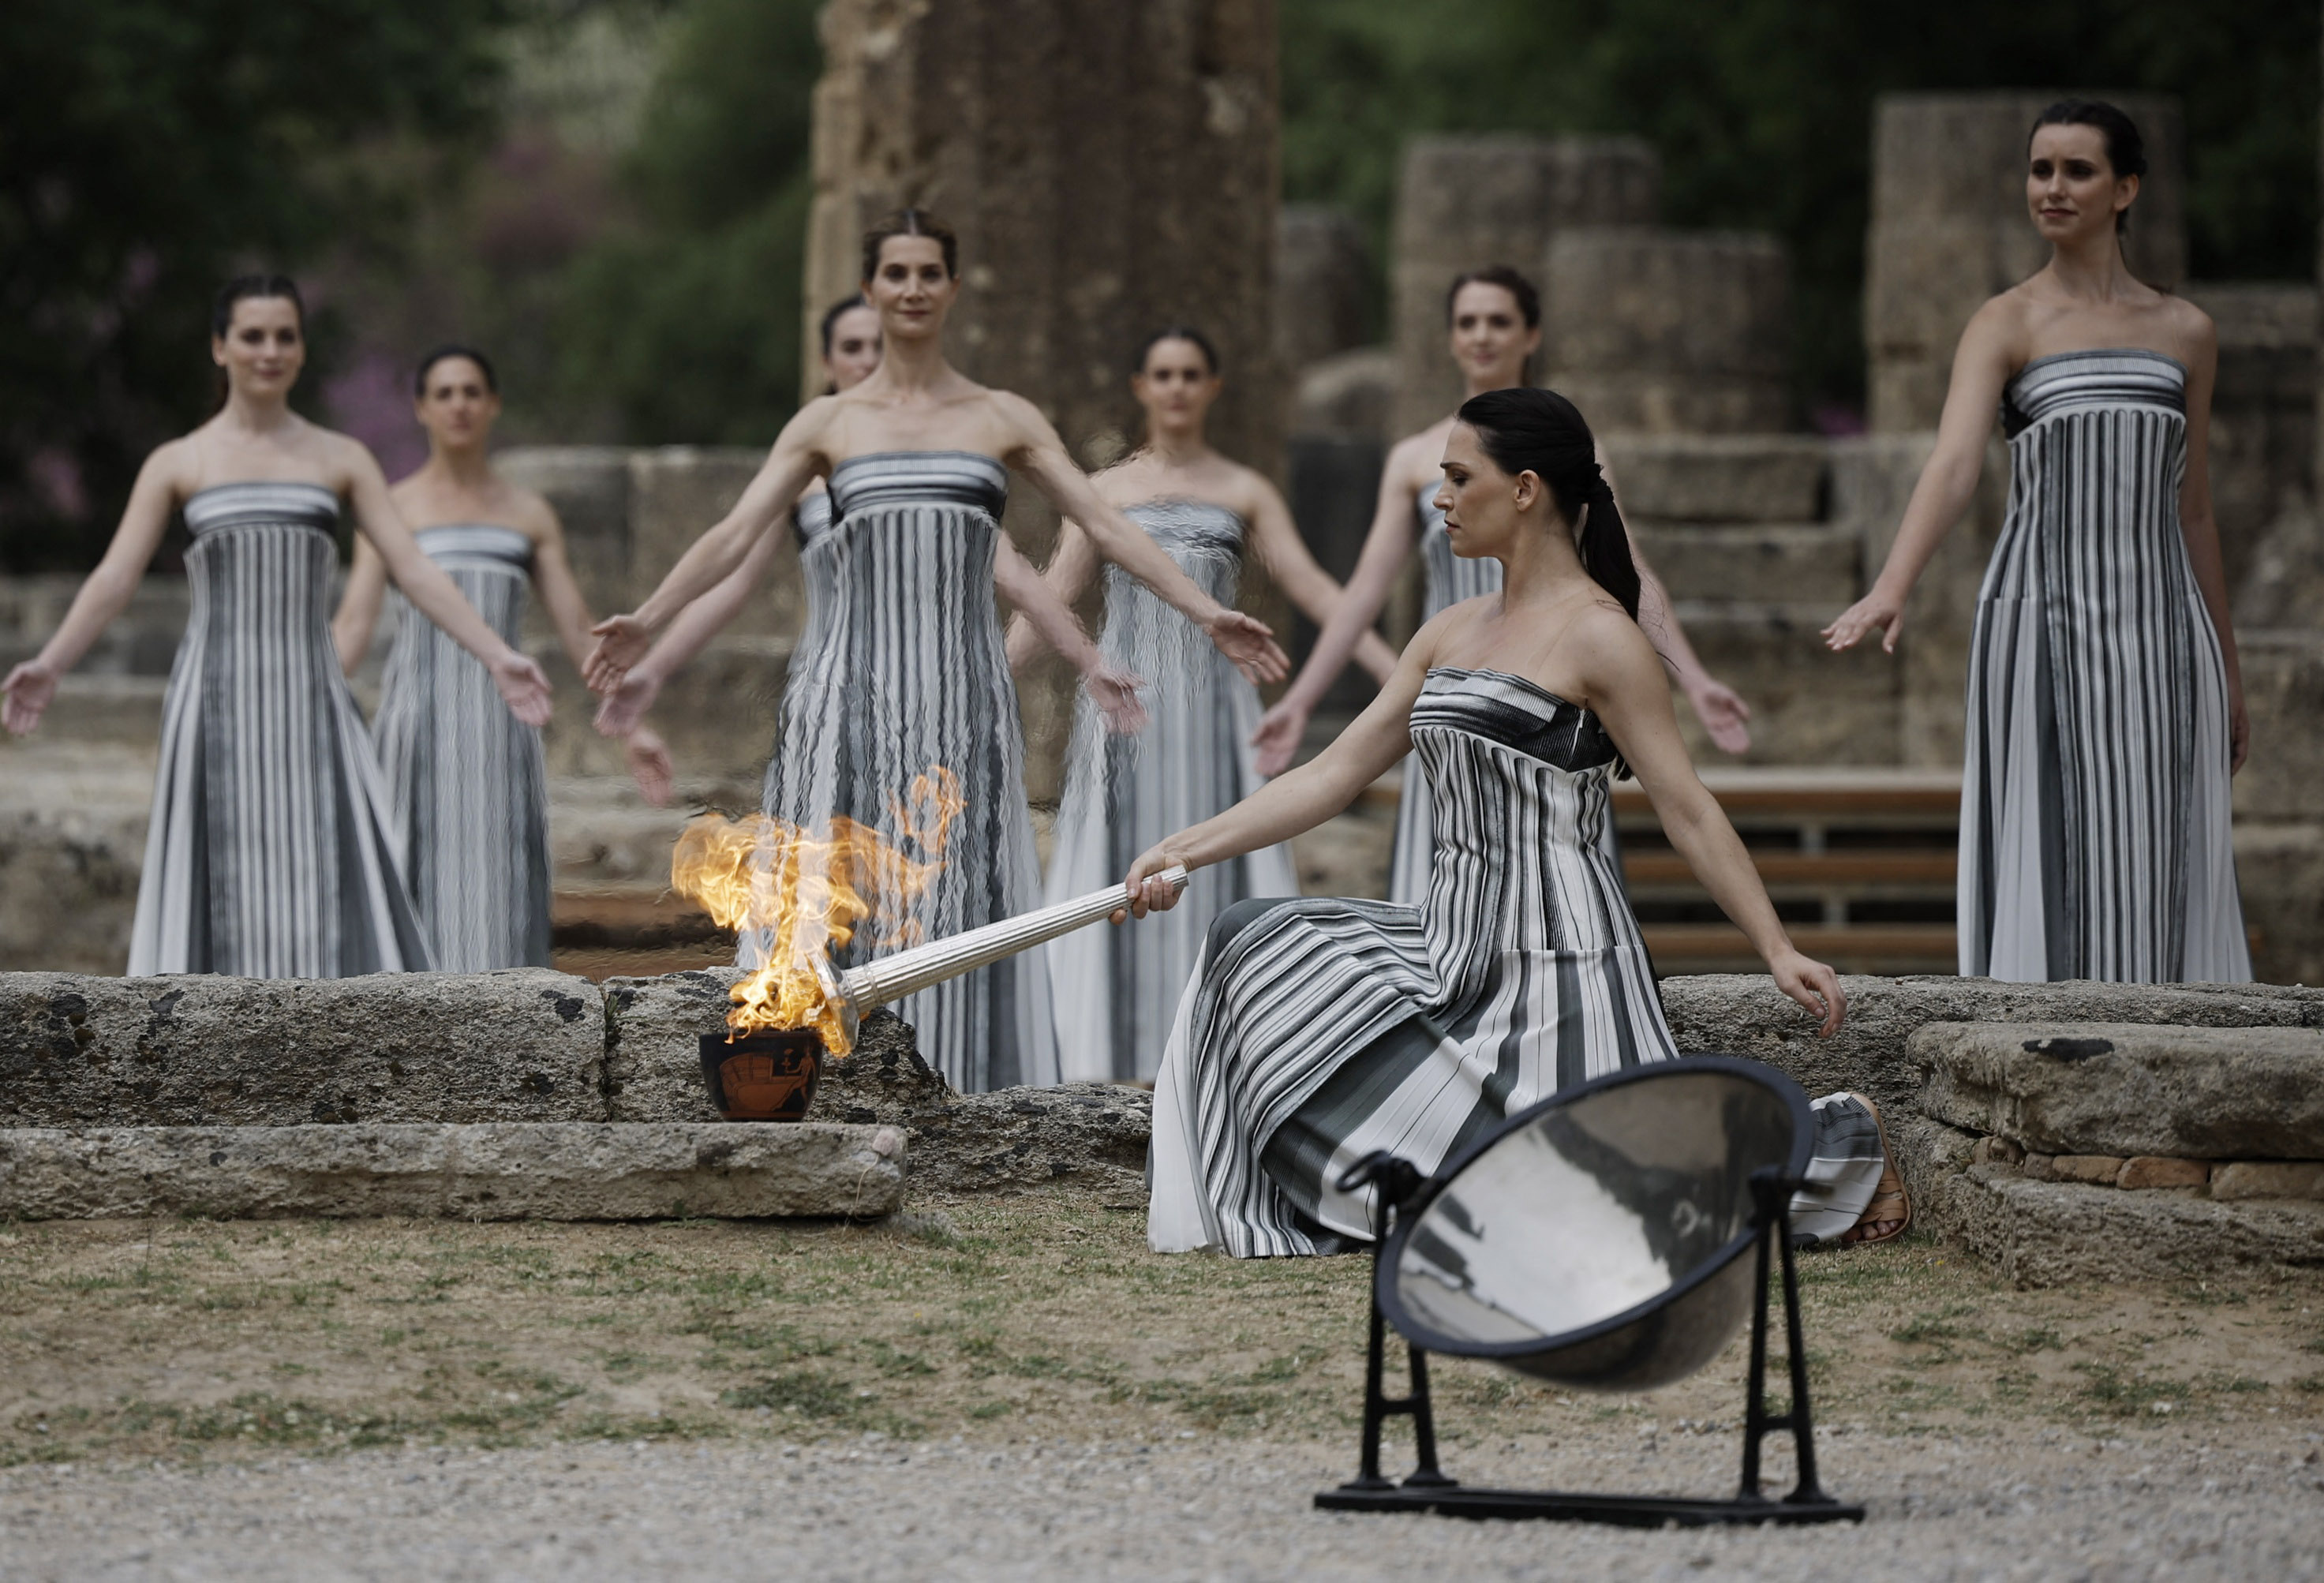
xmin=669 ymin=767 xmax=966 ymax=1054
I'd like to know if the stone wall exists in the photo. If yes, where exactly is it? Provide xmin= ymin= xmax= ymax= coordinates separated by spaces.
xmin=1390 ymin=135 xmax=1661 ymax=439
xmin=1866 ymin=91 xmax=2187 ymax=433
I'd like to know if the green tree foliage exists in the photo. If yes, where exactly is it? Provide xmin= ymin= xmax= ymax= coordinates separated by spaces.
xmin=0 ymin=0 xmax=515 ymax=569
xmin=1282 ymin=0 xmax=2321 ymax=415
xmin=548 ymin=0 xmax=821 ymax=445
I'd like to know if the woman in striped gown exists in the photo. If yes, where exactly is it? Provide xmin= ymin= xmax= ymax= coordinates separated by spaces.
xmin=1826 ymin=101 xmax=2250 ymax=982
xmin=1252 ymin=266 xmax=1751 ymax=907
xmin=0 ymin=278 xmax=552 ymax=978
xmin=331 ymin=346 xmax=673 ymax=971
xmin=1015 ymin=327 xmax=1400 ymax=1083
xmin=1126 ymin=388 xmax=1892 ymax=1259
xmin=593 ymin=299 xmax=1143 ymax=758
xmin=585 ymin=211 xmax=1289 ymax=1093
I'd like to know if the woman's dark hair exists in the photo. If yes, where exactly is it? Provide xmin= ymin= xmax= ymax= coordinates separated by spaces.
xmin=820 ymin=294 xmax=871 ymax=358
xmin=1444 ymin=264 xmax=1540 ymax=329
xmin=1454 ymin=386 xmax=1640 ymax=621
xmin=211 ymin=275 xmax=305 ymax=339
xmin=413 ymin=343 xmax=498 ymax=397
xmin=1134 ymin=325 xmax=1219 ymax=376
xmin=2030 ymin=100 xmax=2147 ymax=234
xmin=862 ymin=208 xmax=959 ymax=280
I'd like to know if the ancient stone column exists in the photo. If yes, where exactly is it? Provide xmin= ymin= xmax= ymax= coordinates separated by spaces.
xmin=1275 ymin=204 xmax=1370 ymax=377
xmin=804 ymin=0 xmax=1282 ymax=496
xmin=1866 ymin=92 xmax=2186 ymax=432
xmin=1544 ymin=229 xmax=1791 ymax=433
xmin=1390 ymin=135 xmax=1660 ymax=439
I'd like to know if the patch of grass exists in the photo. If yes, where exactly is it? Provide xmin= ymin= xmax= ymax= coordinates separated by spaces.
xmin=2072 ymin=1362 xmax=2192 ymax=1418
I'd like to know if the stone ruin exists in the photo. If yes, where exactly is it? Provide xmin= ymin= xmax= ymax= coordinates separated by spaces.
xmin=0 ymin=32 xmax=2320 ymax=1291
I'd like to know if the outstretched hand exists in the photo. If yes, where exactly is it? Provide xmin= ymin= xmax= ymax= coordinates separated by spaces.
xmin=1112 ymin=844 xmax=1192 ymax=924
xmin=1822 ymin=589 xmax=1905 ymax=655
xmin=2 ymin=659 xmax=59 ymax=736
xmin=1684 ymin=676 xmax=1754 ymax=756
xmin=1248 ymin=695 xmax=1309 ymax=777
xmin=1087 ymin=664 xmax=1150 ymax=736
xmin=1771 ymin=949 xmax=1847 ymax=1038
xmin=625 ymin=726 xmax=675 ymax=807
xmin=594 ymin=670 xmax=662 ymax=739
xmin=584 ymin=614 xmax=652 ymax=692
xmin=1205 ymin=610 xmax=1289 ymax=686
xmin=491 ymin=652 xmax=556 ymax=728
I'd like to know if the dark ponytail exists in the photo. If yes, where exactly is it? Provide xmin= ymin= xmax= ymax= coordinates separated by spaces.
xmin=1454 ymin=387 xmax=1641 ymax=620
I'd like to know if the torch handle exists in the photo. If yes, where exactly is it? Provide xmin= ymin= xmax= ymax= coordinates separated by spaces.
xmin=838 ymin=866 xmax=1188 ymax=1013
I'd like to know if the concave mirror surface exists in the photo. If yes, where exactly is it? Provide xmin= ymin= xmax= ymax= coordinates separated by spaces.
xmin=1392 ymin=1071 xmax=1794 ymax=1349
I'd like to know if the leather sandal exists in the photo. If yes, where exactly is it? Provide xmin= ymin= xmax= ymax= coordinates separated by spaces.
xmin=1838 ymin=1091 xmax=1911 ymax=1246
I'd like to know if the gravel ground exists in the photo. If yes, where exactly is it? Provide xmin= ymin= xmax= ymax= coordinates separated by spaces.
xmin=6 ymin=1423 xmax=2322 ymax=1581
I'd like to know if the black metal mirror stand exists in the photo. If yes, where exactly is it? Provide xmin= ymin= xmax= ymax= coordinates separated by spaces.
xmin=1316 ymin=1161 xmax=1865 ymax=1527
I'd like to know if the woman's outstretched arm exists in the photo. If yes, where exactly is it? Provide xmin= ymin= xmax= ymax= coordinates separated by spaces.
xmin=1 ymin=443 xmax=183 ymax=735
xmin=1002 ymin=517 xmax=1103 ymax=672
xmin=1243 ymin=473 xmax=1400 ymax=686
xmin=1581 ymin=605 xmax=1844 ymax=1035
xmin=1120 ymin=619 xmax=1439 ymax=917
xmin=2172 ymin=315 xmax=2248 ymax=773
xmin=1824 ymin=300 xmax=2017 ymax=653
xmin=1001 ymin=394 xmax=1288 ymax=685
xmin=990 ymin=533 xmax=1146 ymax=734
xmin=342 ymin=447 xmax=552 ymax=726
xmin=331 ymin=535 xmax=391 ymax=675
xmin=592 ymin=528 xmax=786 ymax=739
xmin=1248 ymin=442 xmax=1428 ymax=774
xmin=585 ymin=404 xmax=829 ymax=687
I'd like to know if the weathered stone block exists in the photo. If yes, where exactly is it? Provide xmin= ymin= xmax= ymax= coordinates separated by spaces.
xmin=1602 ymin=435 xmax=1826 ymax=522
xmin=493 ymin=447 xmax=634 ymax=618
xmin=0 ymin=1122 xmax=904 ymax=1221
xmin=1896 ymin=1113 xmax=2324 ymax=1288
xmin=0 ymin=969 xmax=608 ymax=1126
xmin=2051 ymin=1154 xmax=2126 ymax=1184
xmin=1544 ymin=229 xmax=1790 ymax=434
xmin=1914 ymin=1020 xmax=2324 ymax=1159
xmin=1277 ymin=205 xmax=1371 ymax=376
xmin=1627 ymin=523 xmax=1858 ymax=607
xmin=1665 ymin=606 xmax=1901 ymax=766
xmin=2233 ymin=631 xmax=2324 ymax=823
xmin=1659 ymin=974 xmax=2324 ymax=1129
xmin=1391 ymin=135 xmax=1659 ymax=436
xmin=2117 ymin=1156 xmax=2209 ymax=1190
xmin=2211 ymin=1161 xmax=2324 ymax=1201
xmin=0 ymin=746 xmax=149 ymax=975
xmin=626 ymin=449 xmax=782 ymax=623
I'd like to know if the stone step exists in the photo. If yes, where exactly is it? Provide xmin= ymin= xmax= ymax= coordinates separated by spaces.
xmin=1898 ymin=1114 xmax=2324 ymax=1288
xmin=1627 ymin=521 xmax=1860 ymax=605
xmin=1600 ymin=433 xmax=1827 ymax=522
xmin=0 ymin=1121 xmax=903 ymax=1221
xmin=1914 ymin=1021 xmax=2324 ymax=1160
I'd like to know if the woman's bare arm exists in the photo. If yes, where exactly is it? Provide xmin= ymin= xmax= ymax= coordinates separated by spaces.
xmin=1248 ymin=441 xmax=1428 ymax=774
xmin=342 ymin=447 xmax=552 ymax=726
xmin=1 ymin=443 xmax=185 ymax=734
xmin=2174 ymin=315 xmax=2247 ymax=773
xmin=1581 ymin=608 xmax=1843 ymax=1035
xmin=1001 ymin=517 xmax=1102 ymax=672
xmin=1824 ymin=300 xmax=2018 ymax=653
xmin=331 ymin=535 xmax=391 ymax=675
xmin=1001 ymin=395 xmax=1287 ymax=683
xmin=1243 ymin=473 xmax=1400 ymax=685
xmin=586 ymin=406 xmax=829 ymax=686
xmin=991 ymin=534 xmax=1146 ymax=733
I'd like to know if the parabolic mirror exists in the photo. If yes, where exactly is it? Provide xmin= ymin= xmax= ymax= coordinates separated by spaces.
xmin=1382 ymin=1061 xmax=1806 ymax=1391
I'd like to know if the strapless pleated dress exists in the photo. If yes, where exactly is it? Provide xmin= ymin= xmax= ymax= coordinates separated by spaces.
xmin=1043 ymin=499 xmax=1299 ymax=1083
xmin=130 ymin=482 xmax=430 ymax=977
xmin=371 ymin=524 xmax=552 ymax=971
xmin=1961 ymin=350 xmax=2248 ymax=982
xmin=1388 ymin=486 xmax=1505 ymax=907
xmin=762 ymin=452 xmax=1057 ymax=1092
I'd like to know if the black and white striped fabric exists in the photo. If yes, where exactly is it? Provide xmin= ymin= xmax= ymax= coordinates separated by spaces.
xmin=1962 ymin=349 xmax=2250 ymax=982
xmin=1789 ymin=1092 xmax=1888 ymax=1246
xmin=1151 ymin=667 xmax=1672 ymax=1256
xmin=1043 ymin=499 xmax=1299 ymax=1083
xmin=129 ymin=482 xmax=431 ymax=978
xmin=371 ymin=524 xmax=552 ymax=972
xmin=791 ymin=487 xmax=832 ymax=545
xmin=1387 ymin=486 xmax=1503 ymax=906
xmin=762 ymin=451 xmax=1057 ymax=1093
